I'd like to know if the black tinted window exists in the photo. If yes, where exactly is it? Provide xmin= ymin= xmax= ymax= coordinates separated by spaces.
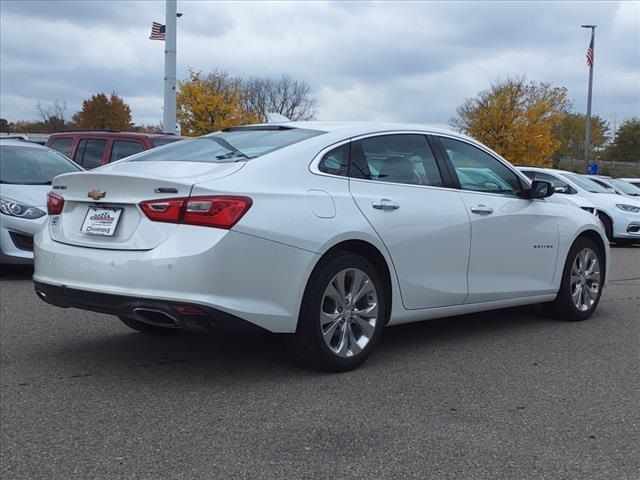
xmin=0 ymin=146 xmax=80 ymax=184
xmin=111 ymin=140 xmax=144 ymax=162
xmin=75 ymin=139 xmax=106 ymax=169
xmin=131 ymin=128 xmax=324 ymax=163
xmin=351 ymin=134 xmax=442 ymax=186
xmin=49 ymin=138 xmax=73 ymax=156
xmin=318 ymin=144 xmax=349 ymax=177
xmin=440 ymin=137 xmax=522 ymax=195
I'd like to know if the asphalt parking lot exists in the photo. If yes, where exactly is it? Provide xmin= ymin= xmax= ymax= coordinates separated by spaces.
xmin=1 ymin=246 xmax=639 ymax=480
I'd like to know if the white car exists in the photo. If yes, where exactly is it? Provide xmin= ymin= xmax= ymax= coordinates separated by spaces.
xmin=620 ymin=178 xmax=640 ymax=189
xmin=34 ymin=123 xmax=609 ymax=371
xmin=518 ymin=167 xmax=640 ymax=245
xmin=0 ymin=138 xmax=82 ymax=264
xmin=588 ymin=176 xmax=640 ymax=198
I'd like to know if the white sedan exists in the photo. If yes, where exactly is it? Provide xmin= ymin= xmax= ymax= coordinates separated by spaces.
xmin=34 ymin=123 xmax=609 ymax=371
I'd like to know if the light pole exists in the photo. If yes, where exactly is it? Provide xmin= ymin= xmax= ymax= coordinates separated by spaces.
xmin=163 ymin=0 xmax=178 ymax=135
xmin=582 ymin=24 xmax=596 ymax=173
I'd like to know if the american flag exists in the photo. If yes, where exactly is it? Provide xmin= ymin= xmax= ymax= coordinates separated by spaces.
xmin=149 ymin=21 xmax=166 ymax=41
xmin=586 ymin=36 xmax=594 ymax=67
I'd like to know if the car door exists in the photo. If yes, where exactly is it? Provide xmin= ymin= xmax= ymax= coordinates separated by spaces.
xmin=433 ymin=136 xmax=560 ymax=303
xmin=346 ymin=133 xmax=471 ymax=309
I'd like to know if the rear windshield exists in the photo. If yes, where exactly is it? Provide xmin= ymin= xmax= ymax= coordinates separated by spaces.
xmin=151 ymin=138 xmax=183 ymax=148
xmin=131 ymin=128 xmax=324 ymax=163
xmin=0 ymin=145 xmax=81 ymax=184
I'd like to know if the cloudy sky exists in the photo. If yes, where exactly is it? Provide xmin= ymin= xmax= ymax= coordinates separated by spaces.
xmin=1 ymin=0 xmax=638 ymax=130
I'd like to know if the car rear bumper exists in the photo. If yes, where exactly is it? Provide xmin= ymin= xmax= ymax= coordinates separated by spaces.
xmin=33 ymin=224 xmax=319 ymax=333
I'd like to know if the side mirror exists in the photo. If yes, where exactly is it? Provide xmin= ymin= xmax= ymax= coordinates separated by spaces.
xmin=530 ymin=180 xmax=554 ymax=199
xmin=554 ymin=186 xmax=567 ymax=194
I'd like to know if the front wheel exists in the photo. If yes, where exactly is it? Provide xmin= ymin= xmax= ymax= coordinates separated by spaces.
xmin=291 ymin=253 xmax=387 ymax=372
xmin=550 ymin=237 xmax=604 ymax=321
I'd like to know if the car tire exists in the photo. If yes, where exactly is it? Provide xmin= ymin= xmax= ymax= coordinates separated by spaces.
xmin=550 ymin=237 xmax=604 ymax=321
xmin=290 ymin=253 xmax=387 ymax=372
xmin=597 ymin=212 xmax=613 ymax=242
xmin=118 ymin=316 xmax=181 ymax=334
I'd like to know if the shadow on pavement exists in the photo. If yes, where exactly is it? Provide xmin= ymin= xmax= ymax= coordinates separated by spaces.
xmin=0 ymin=264 xmax=34 ymax=280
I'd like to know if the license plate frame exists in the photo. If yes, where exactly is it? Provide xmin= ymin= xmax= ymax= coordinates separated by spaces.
xmin=80 ymin=207 xmax=123 ymax=237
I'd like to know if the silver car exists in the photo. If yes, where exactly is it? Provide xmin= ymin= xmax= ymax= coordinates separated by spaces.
xmin=0 ymin=138 xmax=82 ymax=264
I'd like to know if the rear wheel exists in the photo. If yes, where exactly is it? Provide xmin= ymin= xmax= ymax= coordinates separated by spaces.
xmin=550 ymin=237 xmax=603 ymax=321
xmin=291 ymin=253 xmax=387 ymax=372
xmin=118 ymin=316 xmax=181 ymax=335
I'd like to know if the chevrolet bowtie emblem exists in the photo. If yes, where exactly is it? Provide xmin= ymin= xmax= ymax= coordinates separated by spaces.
xmin=88 ymin=190 xmax=106 ymax=200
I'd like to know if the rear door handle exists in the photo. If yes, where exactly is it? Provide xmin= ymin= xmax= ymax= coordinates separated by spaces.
xmin=372 ymin=199 xmax=400 ymax=211
xmin=470 ymin=205 xmax=494 ymax=215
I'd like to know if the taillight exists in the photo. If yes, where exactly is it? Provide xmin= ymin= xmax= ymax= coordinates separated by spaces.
xmin=139 ymin=196 xmax=252 ymax=229
xmin=47 ymin=192 xmax=65 ymax=215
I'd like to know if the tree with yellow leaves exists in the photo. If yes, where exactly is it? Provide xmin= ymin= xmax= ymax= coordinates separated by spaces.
xmin=451 ymin=77 xmax=571 ymax=167
xmin=177 ymin=70 xmax=260 ymax=136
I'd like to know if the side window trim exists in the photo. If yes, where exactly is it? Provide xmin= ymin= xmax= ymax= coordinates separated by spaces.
xmin=427 ymin=134 xmax=461 ymax=189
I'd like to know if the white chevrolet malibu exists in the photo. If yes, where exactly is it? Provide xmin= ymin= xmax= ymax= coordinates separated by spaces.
xmin=34 ymin=123 xmax=609 ymax=371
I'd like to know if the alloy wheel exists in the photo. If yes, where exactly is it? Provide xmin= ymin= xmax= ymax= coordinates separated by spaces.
xmin=570 ymin=248 xmax=601 ymax=312
xmin=320 ymin=268 xmax=379 ymax=358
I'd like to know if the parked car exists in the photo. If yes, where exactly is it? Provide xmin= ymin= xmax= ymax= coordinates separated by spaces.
xmin=586 ymin=176 xmax=640 ymax=198
xmin=519 ymin=167 xmax=640 ymax=245
xmin=618 ymin=178 xmax=640 ymax=190
xmin=46 ymin=131 xmax=184 ymax=169
xmin=0 ymin=138 xmax=82 ymax=264
xmin=34 ymin=123 xmax=609 ymax=371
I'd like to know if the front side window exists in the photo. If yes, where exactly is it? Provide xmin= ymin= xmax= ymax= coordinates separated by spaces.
xmin=350 ymin=134 xmax=442 ymax=186
xmin=75 ymin=139 xmax=106 ymax=169
xmin=111 ymin=140 xmax=144 ymax=162
xmin=0 ymin=146 xmax=81 ymax=184
xmin=130 ymin=128 xmax=324 ymax=163
xmin=439 ymin=137 xmax=522 ymax=196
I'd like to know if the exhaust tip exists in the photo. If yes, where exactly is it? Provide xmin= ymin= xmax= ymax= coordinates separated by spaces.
xmin=132 ymin=308 xmax=180 ymax=328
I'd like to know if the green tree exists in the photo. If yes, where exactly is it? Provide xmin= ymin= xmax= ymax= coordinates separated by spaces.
xmin=72 ymin=92 xmax=132 ymax=131
xmin=604 ymin=118 xmax=640 ymax=162
xmin=0 ymin=118 xmax=9 ymax=132
xmin=552 ymin=113 xmax=609 ymax=161
xmin=451 ymin=77 xmax=571 ymax=166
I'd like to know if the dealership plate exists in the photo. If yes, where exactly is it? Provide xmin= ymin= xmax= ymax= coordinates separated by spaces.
xmin=81 ymin=207 xmax=122 ymax=236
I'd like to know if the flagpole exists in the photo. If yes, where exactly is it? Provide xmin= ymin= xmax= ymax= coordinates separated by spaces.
xmin=582 ymin=24 xmax=596 ymax=173
xmin=163 ymin=0 xmax=177 ymax=134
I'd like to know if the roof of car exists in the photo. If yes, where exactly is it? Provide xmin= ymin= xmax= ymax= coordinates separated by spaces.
xmin=516 ymin=166 xmax=576 ymax=175
xmin=0 ymin=138 xmax=49 ymax=149
xmin=47 ymin=131 xmax=180 ymax=139
xmin=252 ymin=121 xmax=469 ymax=139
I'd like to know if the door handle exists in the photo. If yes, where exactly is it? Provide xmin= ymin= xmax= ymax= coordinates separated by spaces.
xmin=470 ymin=204 xmax=494 ymax=215
xmin=372 ymin=199 xmax=400 ymax=211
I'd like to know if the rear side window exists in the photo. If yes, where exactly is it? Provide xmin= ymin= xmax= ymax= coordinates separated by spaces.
xmin=130 ymin=128 xmax=324 ymax=163
xmin=439 ymin=137 xmax=522 ymax=196
xmin=74 ymin=139 xmax=106 ymax=169
xmin=49 ymin=138 xmax=73 ymax=156
xmin=111 ymin=140 xmax=144 ymax=162
xmin=318 ymin=144 xmax=350 ymax=177
xmin=350 ymin=134 xmax=443 ymax=186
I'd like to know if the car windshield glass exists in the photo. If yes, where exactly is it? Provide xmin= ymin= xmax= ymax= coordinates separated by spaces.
xmin=562 ymin=173 xmax=610 ymax=193
xmin=151 ymin=138 xmax=183 ymax=148
xmin=0 ymin=145 xmax=80 ymax=184
xmin=130 ymin=128 xmax=325 ymax=163
xmin=609 ymin=179 xmax=640 ymax=195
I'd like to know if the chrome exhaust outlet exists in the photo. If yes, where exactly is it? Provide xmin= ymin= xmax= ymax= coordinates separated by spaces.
xmin=132 ymin=308 xmax=180 ymax=328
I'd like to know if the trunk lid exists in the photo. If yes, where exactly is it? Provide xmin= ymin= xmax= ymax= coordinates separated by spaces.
xmin=49 ymin=161 xmax=244 ymax=250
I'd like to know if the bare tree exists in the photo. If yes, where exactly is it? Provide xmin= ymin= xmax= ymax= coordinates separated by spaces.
xmin=36 ymin=100 xmax=67 ymax=132
xmin=240 ymin=75 xmax=317 ymax=121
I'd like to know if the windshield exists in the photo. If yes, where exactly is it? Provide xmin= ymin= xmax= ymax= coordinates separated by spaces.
xmin=609 ymin=178 xmax=640 ymax=196
xmin=151 ymin=138 xmax=183 ymax=148
xmin=562 ymin=173 xmax=611 ymax=193
xmin=0 ymin=145 xmax=81 ymax=184
xmin=131 ymin=128 xmax=325 ymax=163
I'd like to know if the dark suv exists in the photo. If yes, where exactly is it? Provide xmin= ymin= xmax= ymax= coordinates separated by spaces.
xmin=46 ymin=131 xmax=184 ymax=169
